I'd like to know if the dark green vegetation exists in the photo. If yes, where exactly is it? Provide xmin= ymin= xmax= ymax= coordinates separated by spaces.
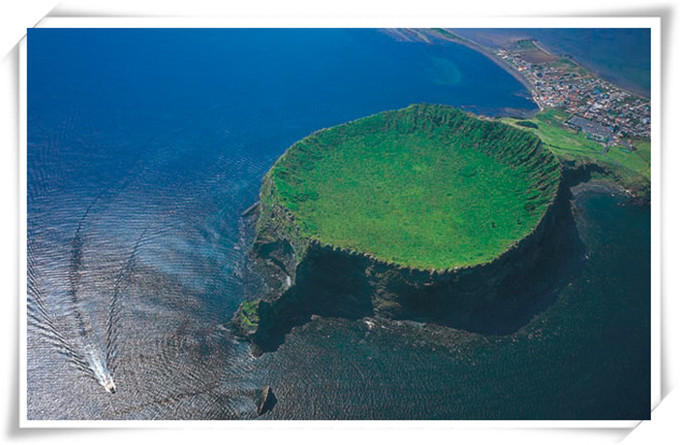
xmin=516 ymin=120 xmax=539 ymax=129
xmin=236 ymin=300 xmax=260 ymax=332
xmin=262 ymin=104 xmax=561 ymax=270
xmin=501 ymin=109 xmax=651 ymax=197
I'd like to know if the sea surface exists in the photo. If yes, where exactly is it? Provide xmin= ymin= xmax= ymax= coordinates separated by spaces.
xmin=26 ymin=28 xmax=649 ymax=420
xmin=452 ymin=28 xmax=651 ymax=97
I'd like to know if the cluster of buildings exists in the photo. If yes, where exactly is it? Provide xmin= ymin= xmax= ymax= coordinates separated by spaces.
xmin=496 ymin=46 xmax=651 ymax=147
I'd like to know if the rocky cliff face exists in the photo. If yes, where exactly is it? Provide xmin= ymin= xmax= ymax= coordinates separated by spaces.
xmin=560 ymin=158 xmax=650 ymax=204
xmin=231 ymin=105 xmax=574 ymax=352
xmin=233 ymin=169 xmax=577 ymax=353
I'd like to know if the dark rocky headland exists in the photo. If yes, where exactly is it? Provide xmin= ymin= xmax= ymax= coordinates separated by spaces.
xmin=232 ymin=104 xmax=581 ymax=353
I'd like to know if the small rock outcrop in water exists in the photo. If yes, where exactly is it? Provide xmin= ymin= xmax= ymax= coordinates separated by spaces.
xmin=257 ymin=385 xmax=277 ymax=415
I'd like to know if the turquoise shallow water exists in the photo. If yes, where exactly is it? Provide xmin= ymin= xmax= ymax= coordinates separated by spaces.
xmin=26 ymin=29 xmax=649 ymax=420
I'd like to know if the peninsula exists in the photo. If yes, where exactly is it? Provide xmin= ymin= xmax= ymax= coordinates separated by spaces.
xmin=234 ymin=104 xmax=566 ymax=351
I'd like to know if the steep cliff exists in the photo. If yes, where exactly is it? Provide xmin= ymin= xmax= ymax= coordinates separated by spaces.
xmin=233 ymin=104 xmax=566 ymax=352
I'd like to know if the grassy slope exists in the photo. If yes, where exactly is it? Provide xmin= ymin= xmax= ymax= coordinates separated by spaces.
xmin=501 ymin=109 xmax=651 ymax=189
xmin=269 ymin=105 xmax=560 ymax=270
xmin=549 ymin=57 xmax=589 ymax=75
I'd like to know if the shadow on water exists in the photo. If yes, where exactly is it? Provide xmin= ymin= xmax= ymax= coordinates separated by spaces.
xmin=460 ymin=162 xmax=614 ymax=335
xmin=240 ymin=178 xmax=588 ymax=353
xmin=250 ymin=251 xmax=377 ymax=354
xmin=465 ymin=183 xmax=586 ymax=335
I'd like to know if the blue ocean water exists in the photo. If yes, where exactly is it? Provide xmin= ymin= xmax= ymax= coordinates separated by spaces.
xmin=26 ymin=29 xmax=649 ymax=420
xmin=262 ymin=185 xmax=651 ymax=420
xmin=523 ymin=28 xmax=651 ymax=97
xmin=452 ymin=28 xmax=651 ymax=97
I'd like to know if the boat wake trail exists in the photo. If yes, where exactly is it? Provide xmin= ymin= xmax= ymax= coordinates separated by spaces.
xmin=28 ymin=128 xmax=271 ymax=417
xmin=28 ymin=245 xmax=91 ymax=376
xmin=84 ymin=344 xmax=117 ymax=393
xmin=55 ymin=145 xmax=157 ymax=394
xmin=105 ymin=227 xmax=148 ymax=376
xmin=63 ymin=195 xmax=120 ymax=394
xmin=36 ymin=154 xmax=152 ymax=394
xmin=27 ymin=241 xmax=99 ymax=382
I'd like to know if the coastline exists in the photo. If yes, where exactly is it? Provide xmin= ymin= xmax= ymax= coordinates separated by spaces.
xmin=436 ymin=28 xmax=649 ymax=101
xmin=424 ymin=28 xmax=651 ymax=202
xmin=570 ymin=179 xmax=627 ymax=197
xmin=523 ymin=33 xmax=651 ymax=99
xmin=427 ymin=29 xmax=541 ymax=109
xmin=425 ymin=28 xmax=650 ymax=110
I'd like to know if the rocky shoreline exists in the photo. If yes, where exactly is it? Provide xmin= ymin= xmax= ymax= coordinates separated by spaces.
xmin=231 ymin=105 xmax=640 ymax=353
xmin=231 ymin=156 xmax=640 ymax=354
xmin=559 ymin=158 xmax=651 ymax=205
xmin=232 ymin=169 xmax=577 ymax=354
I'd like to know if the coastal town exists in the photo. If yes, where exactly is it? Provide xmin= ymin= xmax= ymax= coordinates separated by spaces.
xmin=495 ymin=39 xmax=650 ymax=149
xmin=394 ymin=28 xmax=652 ymax=153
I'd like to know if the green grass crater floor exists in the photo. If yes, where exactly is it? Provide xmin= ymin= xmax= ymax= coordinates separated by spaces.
xmin=271 ymin=105 xmax=559 ymax=269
